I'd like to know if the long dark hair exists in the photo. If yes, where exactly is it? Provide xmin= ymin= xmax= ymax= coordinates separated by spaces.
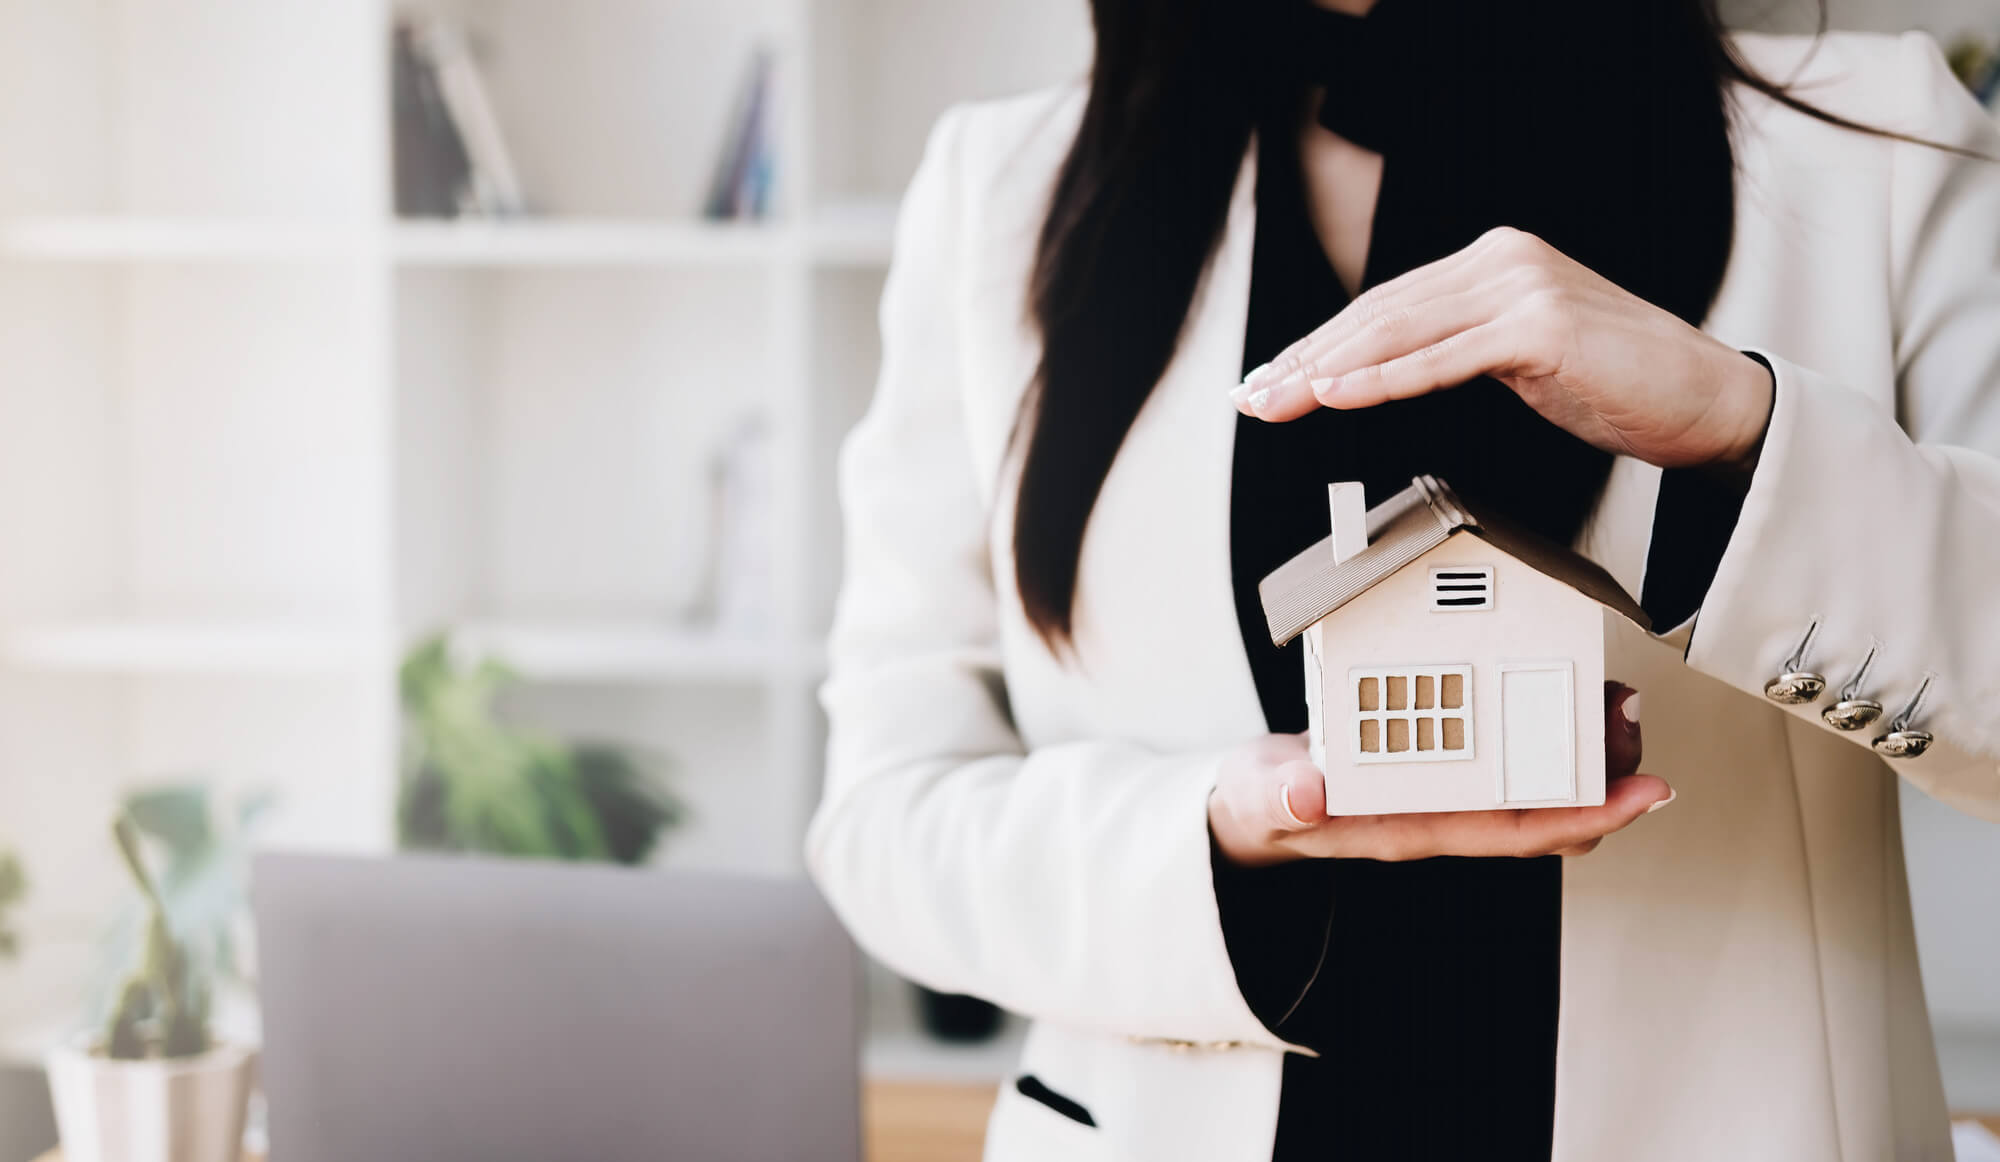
xmin=1014 ymin=0 xmax=1930 ymax=650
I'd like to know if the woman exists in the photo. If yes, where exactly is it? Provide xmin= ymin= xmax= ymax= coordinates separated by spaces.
xmin=809 ymin=0 xmax=2000 ymax=1157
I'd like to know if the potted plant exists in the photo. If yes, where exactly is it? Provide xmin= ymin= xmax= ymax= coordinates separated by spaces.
xmin=46 ymin=812 xmax=254 ymax=1162
xmin=398 ymin=633 xmax=685 ymax=863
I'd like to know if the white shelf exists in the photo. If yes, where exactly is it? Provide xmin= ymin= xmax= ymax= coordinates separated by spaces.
xmin=863 ymin=1020 xmax=1026 ymax=1086
xmin=392 ymin=214 xmax=897 ymax=268
xmin=448 ymin=620 xmax=824 ymax=684
xmin=393 ymin=219 xmax=788 ymax=267
xmin=862 ymin=977 xmax=1025 ymax=1084
xmin=807 ymin=203 xmax=899 ymax=268
xmin=0 ymin=218 xmax=374 ymax=262
xmin=0 ymin=621 xmax=392 ymax=674
xmin=0 ymin=214 xmax=898 ymax=268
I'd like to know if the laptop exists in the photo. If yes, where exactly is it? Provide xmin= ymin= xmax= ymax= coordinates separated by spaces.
xmin=253 ymin=852 xmax=860 ymax=1162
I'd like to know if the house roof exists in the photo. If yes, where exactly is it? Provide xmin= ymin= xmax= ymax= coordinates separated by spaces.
xmin=1256 ymin=475 xmax=1651 ymax=647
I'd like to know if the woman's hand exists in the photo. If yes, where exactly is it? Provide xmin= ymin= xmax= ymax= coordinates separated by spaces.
xmin=1231 ymin=227 xmax=1775 ymax=472
xmin=1210 ymin=682 xmax=1669 ymax=867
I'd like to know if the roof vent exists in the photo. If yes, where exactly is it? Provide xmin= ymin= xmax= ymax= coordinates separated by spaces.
xmin=1429 ymin=566 xmax=1494 ymax=611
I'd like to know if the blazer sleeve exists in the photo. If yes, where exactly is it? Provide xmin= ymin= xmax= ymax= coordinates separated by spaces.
xmin=1673 ymin=34 xmax=2000 ymax=821
xmin=805 ymin=107 xmax=1283 ymax=1050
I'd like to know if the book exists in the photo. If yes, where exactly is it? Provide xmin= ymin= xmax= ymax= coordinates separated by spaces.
xmin=703 ymin=47 xmax=776 ymax=221
xmin=414 ymin=17 xmax=528 ymax=217
xmin=684 ymin=416 xmax=773 ymax=629
xmin=391 ymin=22 xmax=474 ymax=218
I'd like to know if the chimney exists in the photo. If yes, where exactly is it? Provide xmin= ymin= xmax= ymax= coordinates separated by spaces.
xmin=1328 ymin=482 xmax=1367 ymax=565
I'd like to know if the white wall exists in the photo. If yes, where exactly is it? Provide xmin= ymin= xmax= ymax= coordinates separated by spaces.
xmin=1724 ymin=0 xmax=1998 ymax=37
xmin=1904 ymin=782 xmax=2000 ymax=1110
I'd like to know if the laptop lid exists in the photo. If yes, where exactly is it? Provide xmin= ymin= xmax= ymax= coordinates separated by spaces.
xmin=253 ymin=852 xmax=860 ymax=1162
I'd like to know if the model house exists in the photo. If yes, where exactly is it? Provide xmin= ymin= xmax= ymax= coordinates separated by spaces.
xmin=1258 ymin=476 xmax=1650 ymax=815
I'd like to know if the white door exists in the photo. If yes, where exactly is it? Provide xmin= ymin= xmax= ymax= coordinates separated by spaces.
xmin=1499 ymin=662 xmax=1575 ymax=804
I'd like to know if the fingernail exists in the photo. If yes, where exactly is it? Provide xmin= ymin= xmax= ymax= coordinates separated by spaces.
xmin=1619 ymin=691 xmax=1641 ymax=727
xmin=1242 ymin=362 xmax=1273 ymax=388
xmin=1310 ymin=376 xmax=1338 ymax=401
xmin=1246 ymin=387 xmax=1272 ymax=417
xmin=1646 ymin=786 xmax=1676 ymax=814
xmin=1228 ymin=383 xmax=1252 ymax=408
xmin=1280 ymin=784 xmax=1307 ymax=827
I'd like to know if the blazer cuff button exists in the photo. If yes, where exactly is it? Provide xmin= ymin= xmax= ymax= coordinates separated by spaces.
xmin=1823 ymin=644 xmax=1884 ymax=731
xmin=1871 ymin=675 xmax=1935 ymax=760
xmin=1766 ymin=621 xmax=1826 ymax=705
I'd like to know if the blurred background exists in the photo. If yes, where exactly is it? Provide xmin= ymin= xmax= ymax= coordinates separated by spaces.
xmin=0 ymin=0 xmax=1995 ymax=1159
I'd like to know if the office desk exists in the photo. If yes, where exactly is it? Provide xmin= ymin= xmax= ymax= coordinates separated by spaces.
xmin=32 ymin=1080 xmax=1001 ymax=1162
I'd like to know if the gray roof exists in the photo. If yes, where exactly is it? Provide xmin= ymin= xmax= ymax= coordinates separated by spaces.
xmin=1257 ymin=475 xmax=1651 ymax=647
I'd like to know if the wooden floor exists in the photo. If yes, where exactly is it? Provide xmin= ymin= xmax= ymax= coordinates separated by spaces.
xmin=28 ymin=1081 xmax=1004 ymax=1162
xmin=857 ymin=1100 xmax=2000 ymax=1162
xmin=28 ymin=1099 xmax=1997 ymax=1162
xmin=865 ymin=1081 xmax=998 ymax=1162
xmin=859 ymin=1109 xmax=2000 ymax=1162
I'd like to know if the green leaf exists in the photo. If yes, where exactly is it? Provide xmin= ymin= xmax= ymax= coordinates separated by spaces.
xmin=0 ymin=852 xmax=24 ymax=904
xmin=237 ymin=789 xmax=279 ymax=831
xmin=123 ymin=786 xmax=213 ymax=856
xmin=112 ymin=816 xmax=165 ymax=910
xmin=573 ymin=745 xmax=685 ymax=865
xmin=394 ymin=634 xmax=684 ymax=865
xmin=104 ymin=978 xmax=150 ymax=1061
xmin=0 ymin=849 xmax=25 ymax=956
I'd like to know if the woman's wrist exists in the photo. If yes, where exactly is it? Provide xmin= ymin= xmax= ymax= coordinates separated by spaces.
xmin=1704 ymin=350 xmax=1776 ymax=480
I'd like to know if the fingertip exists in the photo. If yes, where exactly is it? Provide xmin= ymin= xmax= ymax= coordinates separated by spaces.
xmin=1279 ymin=784 xmax=1307 ymax=827
xmin=1605 ymin=682 xmax=1641 ymax=730
xmin=1603 ymin=682 xmax=1643 ymax=777
xmin=1248 ymin=381 xmax=1320 ymax=423
xmin=1607 ymin=773 xmax=1671 ymax=818
xmin=1277 ymin=761 xmax=1328 ymax=827
xmin=1243 ymin=358 xmax=1286 ymax=391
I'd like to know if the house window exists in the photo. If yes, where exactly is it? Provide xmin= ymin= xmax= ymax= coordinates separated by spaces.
xmin=1352 ymin=665 xmax=1473 ymax=763
xmin=1429 ymin=566 xmax=1494 ymax=611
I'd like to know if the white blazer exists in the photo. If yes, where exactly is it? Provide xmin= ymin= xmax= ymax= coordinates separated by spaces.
xmin=809 ymin=31 xmax=2000 ymax=1162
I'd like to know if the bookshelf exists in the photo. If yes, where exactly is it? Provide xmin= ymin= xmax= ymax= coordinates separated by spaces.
xmin=0 ymin=0 xmax=1090 ymax=1077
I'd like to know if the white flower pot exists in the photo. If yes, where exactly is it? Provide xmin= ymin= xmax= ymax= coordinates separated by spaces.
xmin=46 ymin=1038 xmax=255 ymax=1162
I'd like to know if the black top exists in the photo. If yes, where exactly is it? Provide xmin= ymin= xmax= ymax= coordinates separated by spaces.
xmin=1211 ymin=13 xmax=1752 ymax=1159
xmin=1219 ymin=102 xmax=1566 ymax=1162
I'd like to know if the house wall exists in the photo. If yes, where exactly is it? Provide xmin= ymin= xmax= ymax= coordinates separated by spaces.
xmin=1304 ymin=622 xmax=1326 ymax=772
xmin=1312 ymin=533 xmax=1609 ymax=815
